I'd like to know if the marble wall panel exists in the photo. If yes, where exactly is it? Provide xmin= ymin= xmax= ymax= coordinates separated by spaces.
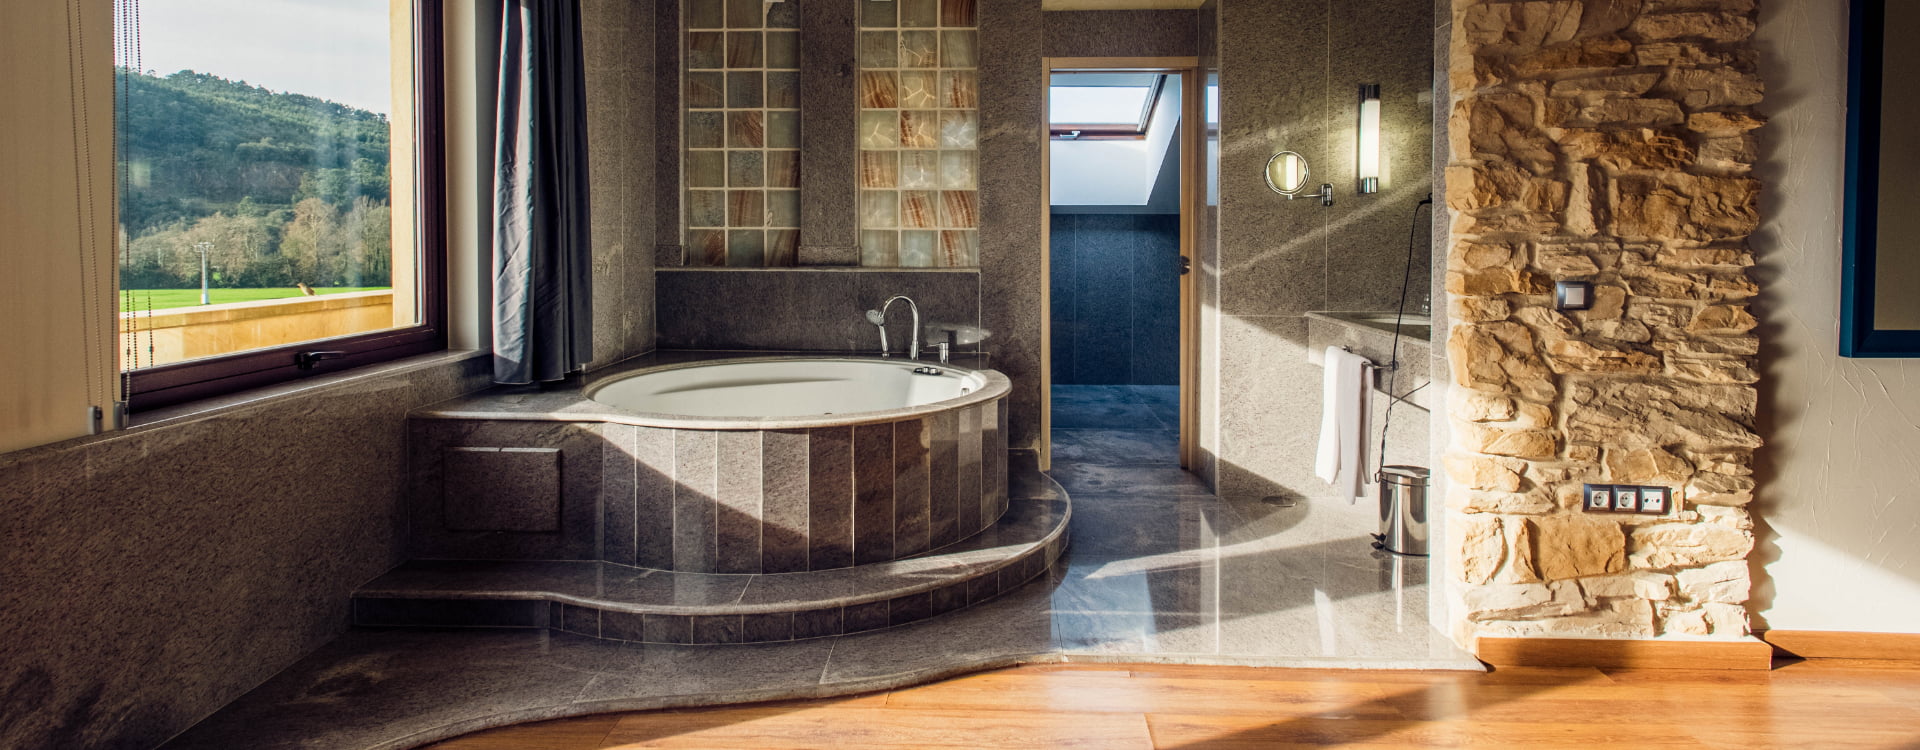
xmin=583 ymin=0 xmax=657 ymax=362
xmin=672 ymin=430 xmax=720 ymax=571
xmin=893 ymin=418 xmax=933 ymax=556
xmin=656 ymin=0 xmax=684 ymax=266
xmin=442 ymin=447 xmax=563 ymax=532
xmin=715 ymin=431 xmax=765 ymax=573
xmin=808 ymin=426 xmax=857 ymax=569
xmin=977 ymin=0 xmax=1045 ymax=453
xmin=761 ymin=429 xmax=811 ymax=570
xmin=600 ymin=423 xmax=638 ymax=564
xmin=655 ymin=268 xmax=982 ymax=354
xmin=409 ymin=420 xmax=602 ymax=560
xmin=1325 ymin=0 xmax=1435 ymax=313
xmin=633 ymin=426 xmax=677 ymax=568
xmin=853 ymin=422 xmax=898 ymax=564
xmin=800 ymin=0 xmax=861 ymax=264
xmin=957 ymin=401 xmax=985 ymax=533
xmin=1208 ymin=0 xmax=1434 ymax=501
xmin=927 ymin=408 xmax=960 ymax=548
xmin=0 ymin=353 xmax=489 ymax=750
xmin=1049 ymin=213 xmax=1181 ymax=385
xmin=1041 ymin=10 xmax=1198 ymax=58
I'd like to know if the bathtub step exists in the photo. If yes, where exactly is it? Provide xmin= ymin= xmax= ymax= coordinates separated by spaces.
xmin=352 ymin=488 xmax=1070 ymax=645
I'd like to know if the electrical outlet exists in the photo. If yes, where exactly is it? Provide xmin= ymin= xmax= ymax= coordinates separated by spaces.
xmin=1639 ymin=486 xmax=1671 ymax=515
xmin=1613 ymin=485 xmax=1641 ymax=511
xmin=1584 ymin=483 xmax=1613 ymax=512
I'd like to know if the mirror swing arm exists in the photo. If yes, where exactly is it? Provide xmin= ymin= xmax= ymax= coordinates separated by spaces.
xmin=1265 ymin=151 xmax=1334 ymax=206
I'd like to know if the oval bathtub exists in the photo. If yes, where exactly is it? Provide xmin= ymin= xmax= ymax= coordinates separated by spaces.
xmin=503 ymin=356 xmax=1014 ymax=575
xmin=586 ymin=358 xmax=999 ymax=425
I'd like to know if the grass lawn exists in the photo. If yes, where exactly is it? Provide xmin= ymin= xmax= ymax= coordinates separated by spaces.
xmin=121 ymin=287 xmax=388 ymax=312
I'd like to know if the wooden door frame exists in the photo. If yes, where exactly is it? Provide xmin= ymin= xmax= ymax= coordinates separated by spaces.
xmin=1039 ymin=56 xmax=1203 ymax=471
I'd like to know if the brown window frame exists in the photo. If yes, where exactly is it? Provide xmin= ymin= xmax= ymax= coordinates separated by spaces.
xmin=124 ymin=1 xmax=449 ymax=412
xmin=1047 ymin=73 xmax=1165 ymax=141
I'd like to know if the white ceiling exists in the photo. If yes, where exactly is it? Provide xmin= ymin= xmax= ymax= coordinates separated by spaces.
xmin=1042 ymin=0 xmax=1207 ymax=10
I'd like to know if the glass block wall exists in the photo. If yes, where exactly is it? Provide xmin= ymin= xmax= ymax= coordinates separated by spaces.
xmin=684 ymin=0 xmax=800 ymax=266
xmin=857 ymin=0 xmax=979 ymax=267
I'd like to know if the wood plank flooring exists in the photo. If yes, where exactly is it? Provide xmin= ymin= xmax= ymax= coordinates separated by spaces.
xmin=422 ymin=660 xmax=1920 ymax=749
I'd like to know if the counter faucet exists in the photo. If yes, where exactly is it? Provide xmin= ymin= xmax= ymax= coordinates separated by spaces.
xmin=865 ymin=295 xmax=921 ymax=359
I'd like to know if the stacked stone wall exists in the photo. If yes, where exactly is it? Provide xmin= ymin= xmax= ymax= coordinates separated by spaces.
xmin=1444 ymin=0 xmax=1763 ymax=639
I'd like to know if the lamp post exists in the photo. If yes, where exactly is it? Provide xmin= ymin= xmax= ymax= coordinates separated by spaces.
xmin=194 ymin=241 xmax=212 ymax=305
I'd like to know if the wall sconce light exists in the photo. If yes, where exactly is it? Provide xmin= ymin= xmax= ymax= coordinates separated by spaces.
xmin=1357 ymin=84 xmax=1381 ymax=194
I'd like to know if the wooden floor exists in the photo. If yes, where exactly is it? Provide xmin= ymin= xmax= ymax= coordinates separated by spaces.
xmin=423 ymin=660 xmax=1920 ymax=749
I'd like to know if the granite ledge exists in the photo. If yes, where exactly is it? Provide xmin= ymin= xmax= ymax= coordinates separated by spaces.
xmin=359 ymin=494 xmax=1068 ymax=617
xmin=0 ymin=349 xmax=490 ymax=470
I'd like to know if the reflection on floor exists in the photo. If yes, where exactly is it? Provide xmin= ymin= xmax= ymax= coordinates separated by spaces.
xmin=157 ymin=385 xmax=1472 ymax=750
xmin=428 ymin=659 xmax=1920 ymax=749
xmin=1044 ymin=385 xmax=1448 ymax=662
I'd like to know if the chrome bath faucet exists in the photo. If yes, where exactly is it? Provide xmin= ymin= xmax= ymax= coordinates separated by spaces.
xmin=865 ymin=295 xmax=921 ymax=360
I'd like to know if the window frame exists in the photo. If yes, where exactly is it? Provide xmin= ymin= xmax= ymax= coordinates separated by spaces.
xmin=1047 ymin=74 xmax=1164 ymax=140
xmin=123 ymin=0 xmax=449 ymax=411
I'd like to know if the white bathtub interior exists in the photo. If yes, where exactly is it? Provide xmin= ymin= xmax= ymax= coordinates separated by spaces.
xmin=588 ymin=359 xmax=988 ymax=418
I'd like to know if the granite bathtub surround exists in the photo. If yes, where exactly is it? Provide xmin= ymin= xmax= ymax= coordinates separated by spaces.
xmin=1207 ymin=0 xmax=1436 ymax=500
xmin=356 ymin=491 xmax=1065 ymax=645
xmin=1442 ymin=0 xmax=1764 ymax=641
xmin=0 ymin=351 xmax=493 ymax=750
xmin=408 ymin=354 xmax=1010 ymax=575
xmin=410 ymin=408 xmax=1011 ymax=573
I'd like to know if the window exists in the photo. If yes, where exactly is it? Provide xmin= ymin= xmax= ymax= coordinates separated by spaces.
xmin=682 ymin=0 xmax=802 ymax=266
xmin=1049 ymin=73 xmax=1164 ymax=139
xmin=855 ymin=0 xmax=980 ymax=268
xmin=116 ymin=0 xmax=445 ymax=410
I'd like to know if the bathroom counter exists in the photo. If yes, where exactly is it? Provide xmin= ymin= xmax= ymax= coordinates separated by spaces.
xmin=1304 ymin=311 xmax=1433 ymax=412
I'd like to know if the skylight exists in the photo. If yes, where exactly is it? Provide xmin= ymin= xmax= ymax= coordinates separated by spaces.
xmin=1050 ymin=86 xmax=1153 ymax=125
xmin=1048 ymin=72 xmax=1164 ymax=134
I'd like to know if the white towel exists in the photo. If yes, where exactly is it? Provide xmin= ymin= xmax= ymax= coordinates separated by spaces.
xmin=1315 ymin=347 xmax=1372 ymax=503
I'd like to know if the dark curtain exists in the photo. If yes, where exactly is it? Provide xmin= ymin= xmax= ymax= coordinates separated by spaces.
xmin=492 ymin=0 xmax=592 ymax=384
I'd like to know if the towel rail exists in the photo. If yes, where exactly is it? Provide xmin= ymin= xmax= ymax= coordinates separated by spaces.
xmin=1342 ymin=346 xmax=1426 ymax=411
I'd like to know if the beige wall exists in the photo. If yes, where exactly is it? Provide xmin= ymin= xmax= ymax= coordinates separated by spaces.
xmin=0 ymin=0 xmax=118 ymax=454
xmin=1753 ymin=0 xmax=1920 ymax=633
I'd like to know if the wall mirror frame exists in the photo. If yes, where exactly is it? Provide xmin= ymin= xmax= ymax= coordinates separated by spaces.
xmin=1842 ymin=0 xmax=1920 ymax=356
xmin=1264 ymin=150 xmax=1333 ymax=206
xmin=1264 ymin=151 xmax=1311 ymax=195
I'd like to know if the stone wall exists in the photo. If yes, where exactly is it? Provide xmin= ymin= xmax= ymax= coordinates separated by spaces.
xmin=1443 ymin=0 xmax=1763 ymax=640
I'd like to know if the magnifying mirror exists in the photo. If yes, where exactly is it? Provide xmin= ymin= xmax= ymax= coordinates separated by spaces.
xmin=1265 ymin=151 xmax=1311 ymax=195
xmin=1264 ymin=151 xmax=1333 ymax=206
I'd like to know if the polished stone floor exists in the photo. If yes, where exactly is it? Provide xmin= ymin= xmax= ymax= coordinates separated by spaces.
xmin=1044 ymin=385 xmax=1450 ymax=662
xmin=159 ymin=385 xmax=1469 ymax=750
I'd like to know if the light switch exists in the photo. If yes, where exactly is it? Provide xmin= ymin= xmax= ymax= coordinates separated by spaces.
xmin=1556 ymin=280 xmax=1593 ymax=311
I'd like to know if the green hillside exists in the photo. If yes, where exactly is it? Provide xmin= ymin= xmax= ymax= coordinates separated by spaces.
xmin=119 ymin=69 xmax=395 ymax=291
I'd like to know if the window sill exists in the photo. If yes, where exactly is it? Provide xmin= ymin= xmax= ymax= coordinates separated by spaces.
xmin=130 ymin=349 xmax=490 ymax=429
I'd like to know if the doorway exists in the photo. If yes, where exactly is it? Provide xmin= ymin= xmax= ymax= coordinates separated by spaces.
xmin=1040 ymin=58 xmax=1200 ymax=476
